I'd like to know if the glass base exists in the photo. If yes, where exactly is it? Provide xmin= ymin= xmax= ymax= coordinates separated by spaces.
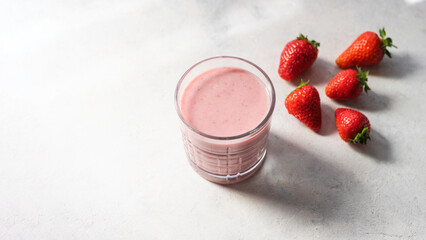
xmin=188 ymin=150 xmax=266 ymax=184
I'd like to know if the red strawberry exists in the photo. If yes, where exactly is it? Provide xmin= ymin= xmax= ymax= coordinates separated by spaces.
xmin=336 ymin=28 xmax=397 ymax=68
xmin=325 ymin=67 xmax=370 ymax=100
xmin=335 ymin=108 xmax=371 ymax=144
xmin=285 ymin=80 xmax=321 ymax=132
xmin=279 ymin=34 xmax=320 ymax=81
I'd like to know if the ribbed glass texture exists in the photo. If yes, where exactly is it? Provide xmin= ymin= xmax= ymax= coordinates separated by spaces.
xmin=175 ymin=56 xmax=275 ymax=184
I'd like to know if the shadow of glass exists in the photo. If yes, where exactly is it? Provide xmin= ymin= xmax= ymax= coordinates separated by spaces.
xmin=349 ymin=129 xmax=393 ymax=162
xmin=224 ymin=132 xmax=364 ymax=222
xmin=333 ymin=91 xmax=392 ymax=112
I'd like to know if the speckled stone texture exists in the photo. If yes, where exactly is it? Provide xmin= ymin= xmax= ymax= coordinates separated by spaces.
xmin=0 ymin=0 xmax=425 ymax=239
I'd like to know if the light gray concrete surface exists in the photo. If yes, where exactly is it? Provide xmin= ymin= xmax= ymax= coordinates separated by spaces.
xmin=0 ymin=0 xmax=425 ymax=239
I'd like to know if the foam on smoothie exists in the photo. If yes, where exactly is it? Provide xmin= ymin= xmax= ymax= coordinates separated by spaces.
xmin=181 ymin=67 xmax=269 ymax=137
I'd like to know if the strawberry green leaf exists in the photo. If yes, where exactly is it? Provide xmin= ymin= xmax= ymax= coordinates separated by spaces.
xmin=350 ymin=127 xmax=371 ymax=144
xmin=286 ymin=79 xmax=310 ymax=99
xmin=296 ymin=79 xmax=310 ymax=89
xmin=379 ymin=28 xmax=386 ymax=38
xmin=379 ymin=27 xmax=397 ymax=58
xmin=297 ymin=34 xmax=320 ymax=48
xmin=355 ymin=66 xmax=371 ymax=94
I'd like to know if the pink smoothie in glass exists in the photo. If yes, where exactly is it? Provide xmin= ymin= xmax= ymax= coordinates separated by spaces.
xmin=181 ymin=67 xmax=269 ymax=137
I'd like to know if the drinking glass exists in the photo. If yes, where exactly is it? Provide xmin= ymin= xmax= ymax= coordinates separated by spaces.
xmin=175 ymin=56 xmax=275 ymax=184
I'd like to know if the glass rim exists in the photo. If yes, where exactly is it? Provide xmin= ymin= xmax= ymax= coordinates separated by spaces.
xmin=174 ymin=56 xmax=276 ymax=141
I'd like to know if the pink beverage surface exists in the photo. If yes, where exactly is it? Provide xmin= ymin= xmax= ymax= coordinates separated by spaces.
xmin=181 ymin=67 xmax=269 ymax=137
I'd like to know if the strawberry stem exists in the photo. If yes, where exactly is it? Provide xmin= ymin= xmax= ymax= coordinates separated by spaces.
xmin=297 ymin=34 xmax=320 ymax=48
xmin=379 ymin=27 xmax=397 ymax=58
xmin=355 ymin=66 xmax=370 ymax=94
xmin=296 ymin=79 xmax=310 ymax=89
xmin=286 ymin=79 xmax=310 ymax=99
xmin=350 ymin=127 xmax=371 ymax=144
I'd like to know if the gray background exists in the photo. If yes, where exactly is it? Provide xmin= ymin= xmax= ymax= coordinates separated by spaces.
xmin=1 ymin=0 xmax=425 ymax=239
